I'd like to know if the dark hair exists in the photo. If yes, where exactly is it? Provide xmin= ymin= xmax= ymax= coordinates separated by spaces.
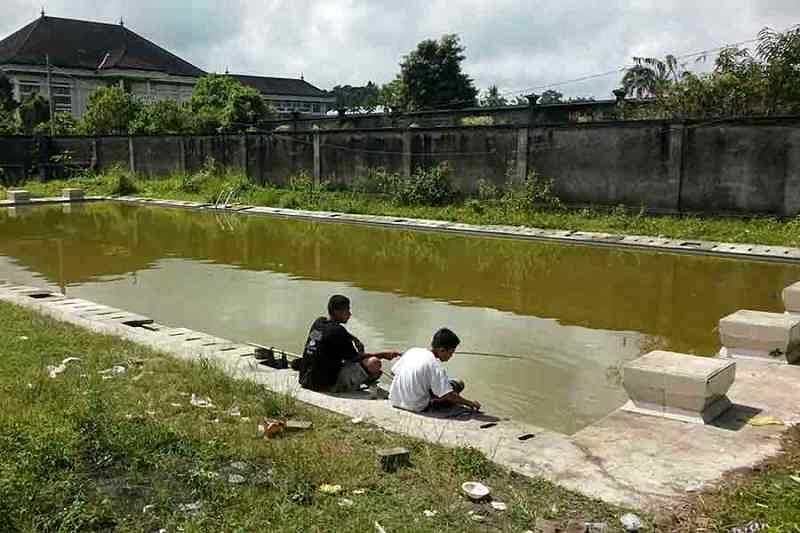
xmin=327 ymin=294 xmax=351 ymax=315
xmin=432 ymin=328 xmax=460 ymax=350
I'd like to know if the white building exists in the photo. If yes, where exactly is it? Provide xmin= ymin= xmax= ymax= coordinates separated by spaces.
xmin=0 ymin=14 xmax=334 ymax=119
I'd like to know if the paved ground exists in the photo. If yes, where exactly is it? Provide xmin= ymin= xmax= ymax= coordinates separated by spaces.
xmin=2 ymin=280 xmax=798 ymax=513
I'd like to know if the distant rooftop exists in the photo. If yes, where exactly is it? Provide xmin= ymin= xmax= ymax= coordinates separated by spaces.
xmin=0 ymin=15 xmax=205 ymax=77
xmin=232 ymin=74 xmax=331 ymax=98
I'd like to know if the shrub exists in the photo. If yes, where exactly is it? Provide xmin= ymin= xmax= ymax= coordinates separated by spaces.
xmin=288 ymin=171 xmax=316 ymax=193
xmin=502 ymin=170 xmax=561 ymax=211
xmin=108 ymin=170 xmax=138 ymax=196
xmin=352 ymin=167 xmax=402 ymax=195
xmin=395 ymin=163 xmax=457 ymax=206
xmin=476 ymin=179 xmax=500 ymax=201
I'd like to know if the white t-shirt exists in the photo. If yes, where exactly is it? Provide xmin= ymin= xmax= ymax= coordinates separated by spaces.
xmin=389 ymin=347 xmax=453 ymax=412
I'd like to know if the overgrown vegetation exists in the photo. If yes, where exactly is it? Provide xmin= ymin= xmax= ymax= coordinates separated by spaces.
xmin=0 ymin=300 xmax=638 ymax=532
xmin=5 ymin=163 xmax=800 ymax=247
xmin=622 ymin=26 xmax=800 ymax=118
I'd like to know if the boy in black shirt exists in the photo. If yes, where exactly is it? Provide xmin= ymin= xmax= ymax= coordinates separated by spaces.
xmin=299 ymin=295 xmax=399 ymax=392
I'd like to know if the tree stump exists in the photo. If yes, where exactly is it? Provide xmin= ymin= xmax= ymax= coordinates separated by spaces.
xmin=377 ymin=447 xmax=410 ymax=472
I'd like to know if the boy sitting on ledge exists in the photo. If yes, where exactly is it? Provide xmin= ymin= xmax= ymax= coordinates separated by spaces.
xmin=389 ymin=328 xmax=481 ymax=413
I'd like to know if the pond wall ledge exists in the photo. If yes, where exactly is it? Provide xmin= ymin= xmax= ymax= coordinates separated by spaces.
xmin=2 ymin=279 xmax=800 ymax=513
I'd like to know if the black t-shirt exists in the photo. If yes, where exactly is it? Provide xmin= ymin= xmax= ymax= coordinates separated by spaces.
xmin=299 ymin=317 xmax=360 ymax=390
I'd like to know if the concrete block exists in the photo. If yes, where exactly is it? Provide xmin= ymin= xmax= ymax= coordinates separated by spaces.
xmin=377 ymin=447 xmax=410 ymax=472
xmin=622 ymin=350 xmax=735 ymax=424
xmin=719 ymin=310 xmax=800 ymax=364
xmin=7 ymin=190 xmax=30 ymax=203
xmin=783 ymin=282 xmax=800 ymax=314
xmin=62 ymin=188 xmax=84 ymax=200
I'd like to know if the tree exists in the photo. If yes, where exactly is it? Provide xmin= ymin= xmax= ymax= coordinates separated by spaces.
xmin=625 ymin=26 xmax=800 ymax=119
xmin=80 ymin=85 xmax=140 ymax=135
xmin=189 ymin=74 xmax=273 ymax=133
xmin=130 ymin=100 xmax=193 ymax=135
xmin=0 ymin=71 xmax=15 ymax=112
xmin=378 ymin=77 xmax=407 ymax=113
xmin=480 ymin=85 xmax=507 ymax=107
xmin=33 ymin=112 xmax=79 ymax=136
xmin=621 ymin=55 xmax=683 ymax=99
xmin=0 ymin=107 xmax=19 ymax=135
xmin=19 ymin=94 xmax=50 ymax=134
xmin=399 ymin=34 xmax=478 ymax=110
xmin=331 ymin=82 xmax=380 ymax=112
xmin=538 ymin=89 xmax=563 ymax=105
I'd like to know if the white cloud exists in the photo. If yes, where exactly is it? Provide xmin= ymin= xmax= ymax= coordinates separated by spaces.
xmin=2 ymin=0 xmax=799 ymax=99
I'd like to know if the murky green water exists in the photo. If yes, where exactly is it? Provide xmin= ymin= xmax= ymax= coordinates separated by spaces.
xmin=2 ymin=202 xmax=799 ymax=433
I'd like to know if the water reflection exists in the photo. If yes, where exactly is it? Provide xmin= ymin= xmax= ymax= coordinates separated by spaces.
xmin=1 ymin=203 xmax=798 ymax=433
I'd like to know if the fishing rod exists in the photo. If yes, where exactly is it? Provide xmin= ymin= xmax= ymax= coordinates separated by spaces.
xmin=456 ymin=351 xmax=526 ymax=360
xmin=246 ymin=342 xmax=526 ymax=363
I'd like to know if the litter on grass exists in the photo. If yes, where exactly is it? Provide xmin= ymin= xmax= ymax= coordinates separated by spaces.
xmin=190 ymin=394 xmax=214 ymax=408
xmin=46 ymin=357 xmax=81 ymax=378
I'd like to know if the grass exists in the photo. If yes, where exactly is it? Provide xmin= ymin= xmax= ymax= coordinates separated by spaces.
xmin=0 ymin=300 xmax=638 ymax=532
xmin=4 ymin=168 xmax=800 ymax=247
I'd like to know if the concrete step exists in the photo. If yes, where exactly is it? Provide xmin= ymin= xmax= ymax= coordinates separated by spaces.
xmin=719 ymin=309 xmax=800 ymax=364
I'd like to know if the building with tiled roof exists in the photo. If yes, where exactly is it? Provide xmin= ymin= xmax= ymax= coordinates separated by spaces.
xmin=0 ymin=14 xmax=333 ymax=118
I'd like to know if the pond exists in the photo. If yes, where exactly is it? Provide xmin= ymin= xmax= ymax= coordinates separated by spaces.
xmin=2 ymin=202 xmax=799 ymax=434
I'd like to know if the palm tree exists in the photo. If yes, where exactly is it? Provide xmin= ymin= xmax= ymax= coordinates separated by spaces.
xmin=622 ymin=55 xmax=682 ymax=98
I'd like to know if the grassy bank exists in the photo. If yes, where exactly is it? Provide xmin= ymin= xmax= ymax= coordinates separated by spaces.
xmin=5 ymin=167 xmax=800 ymax=247
xmin=0 ymin=300 xmax=637 ymax=532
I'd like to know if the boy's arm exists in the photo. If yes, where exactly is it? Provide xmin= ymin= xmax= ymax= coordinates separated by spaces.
xmin=437 ymin=391 xmax=481 ymax=411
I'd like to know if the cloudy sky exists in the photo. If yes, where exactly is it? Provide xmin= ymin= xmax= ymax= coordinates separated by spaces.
xmin=2 ymin=1 xmax=799 ymax=99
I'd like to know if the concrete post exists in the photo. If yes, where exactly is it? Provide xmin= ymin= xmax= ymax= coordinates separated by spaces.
xmin=312 ymin=130 xmax=321 ymax=185
xmin=91 ymin=138 xmax=99 ymax=171
xmin=668 ymin=123 xmax=686 ymax=213
xmin=516 ymin=127 xmax=529 ymax=183
xmin=178 ymin=137 xmax=186 ymax=175
xmin=240 ymin=134 xmax=248 ymax=178
xmin=128 ymin=136 xmax=135 ymax=174
xmin=402 ymin=130 xmax=412 ymax=178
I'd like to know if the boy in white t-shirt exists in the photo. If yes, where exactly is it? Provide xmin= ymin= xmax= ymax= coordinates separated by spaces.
xmin=389 ymin=328 xmax=481 ymax=413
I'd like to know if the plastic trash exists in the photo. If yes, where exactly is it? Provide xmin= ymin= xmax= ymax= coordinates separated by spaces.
xmin=46 ymin=357 xmax=81 ymax=378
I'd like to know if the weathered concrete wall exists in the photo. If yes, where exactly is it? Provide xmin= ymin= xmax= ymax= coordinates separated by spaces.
xmin=681 ymin=121 xmax=800 ymax=214
xmin=530 ymin=123 xmax=679 ymax=211
xmin=3 ymin=116 xmax=800 ymax=215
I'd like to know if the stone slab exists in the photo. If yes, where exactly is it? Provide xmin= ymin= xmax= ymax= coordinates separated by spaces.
xmin=8 ymin=190 xmax=30 ymax=203
xmin=719 ymin=309 xmax=800 ymax=364
xmin=62 ymin=188 xmax=84 ymax=200
xmin=622 ymin=351 xmax=735 ymax=422
xmin=783 ymin=282 xmax=800 ymax=314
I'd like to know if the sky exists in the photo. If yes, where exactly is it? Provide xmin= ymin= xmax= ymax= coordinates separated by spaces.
xmin=2 ymin=0 xmax=800 ymax=100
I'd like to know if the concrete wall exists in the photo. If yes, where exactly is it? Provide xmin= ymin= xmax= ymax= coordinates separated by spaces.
xmin=3 ymin=116 xmax=800 ymax=216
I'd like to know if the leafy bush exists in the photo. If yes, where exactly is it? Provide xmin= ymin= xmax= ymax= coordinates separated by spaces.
xmin=106 ymin=166 xmax=138 ymax=196
xmin=288 ymin=171 xmax=316 ymax=192
xmin=476 ymin=178 xmax=500 ymax=201
xmin=395 ymin=163 xmax=457 ymax=206
xmin=501 ymin=170 xmax=561 ymax=211
xmin=352 ymin=167 xmax=402 ymax=195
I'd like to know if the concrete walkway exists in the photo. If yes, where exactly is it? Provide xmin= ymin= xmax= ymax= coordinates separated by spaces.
xmin=2 ymin=280 xmax=798 ymax=513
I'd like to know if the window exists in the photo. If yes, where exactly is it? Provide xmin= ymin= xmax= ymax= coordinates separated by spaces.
xmin=18 ymin=81 xmax=41 ymax=99
xmin=312 ymin=103 xmax=321 ymax=113
xmin=52 ymin=84 xmax=72 ymax=114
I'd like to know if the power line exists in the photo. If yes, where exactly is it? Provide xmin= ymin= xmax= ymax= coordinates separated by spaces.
xmin=497 ymin=23 xmax=800 ymax=98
